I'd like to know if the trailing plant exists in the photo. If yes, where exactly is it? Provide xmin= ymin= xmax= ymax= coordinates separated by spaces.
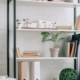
xmin=59 ymin=68 xmax=77 ymax=80
xmin=41 ymin=31 xmax=65 ymax=48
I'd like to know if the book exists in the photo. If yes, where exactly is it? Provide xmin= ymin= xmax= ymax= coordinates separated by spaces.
xmin=23 ymin=51 xmax=40 ymax=56
xmin=70 ymin=40 xmax=78 ymax=57
xmin=18 ymin=62 xmax=27 ymax=80
xmin=56 ymin=26 xmax=72 ymax=30
xmin=67 ymin=42 xmax=71 ymax=57
xmin=30 ymin=61 xmax=40 ymax=80
xmin=23 ymin=55 xmax=39 ymax=58
xmin=71 ymin=34 xmax=80 ymax=57
xmin=70 ymin=42 xmax=75 ymax=57
xmin=75 ymin=15 xmax=80 ymax=30
xmin=12 ymin=48 xmax=21 ymax=58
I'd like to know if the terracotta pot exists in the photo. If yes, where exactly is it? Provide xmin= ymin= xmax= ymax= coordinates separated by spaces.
xmin=50 ymin=48 xmax=60 ymax=57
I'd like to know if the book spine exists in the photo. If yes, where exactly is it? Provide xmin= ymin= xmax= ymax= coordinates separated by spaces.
xmin=23 ymin=55 xmax=39 ymax=58
xmin=70 ymin=43 xmax=75 ymax=57
xmin=30 ymin=61 xmax=40 ymax=80
xmin=67 ymin=42 xmax=70 ymax=57
xmin=18 ymin=62 xmax=27 ymax=80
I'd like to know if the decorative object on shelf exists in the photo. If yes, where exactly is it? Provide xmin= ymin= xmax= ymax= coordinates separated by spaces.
xmin=55 ymin=26 xmax=72 ymax=30
xmin=16 ymin=18 xmax=30 ymax=29
xmin=45 ymin=21 xmax=56 ymax=29
xmin=26 ymin=22 xmax=37 ymax=28
xmin=23 ymin=51 xmax=40 ymax=58
xmin=59 ymin=68 xmax=77 ymax=80
xmin=53 ymin=78 xmax=57 ymax=80
xmin=23 ymin=19 xmax=27 ymax=27
xmin=41 ymin=31 xmax=65 ymax=57
xmin=75 ymin=15 xmax=80 ymax=30
xmin=32 ymin=20 xmax=46 ymax=28
xmin=16 ymin=19 xmax=24 ymax=29
xmin=45 ymin=21 xmax=54 ymax=28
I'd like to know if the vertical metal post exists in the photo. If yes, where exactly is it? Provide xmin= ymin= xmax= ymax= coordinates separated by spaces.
xmin=77 ymin=1 xmax=80 ymax=80
xmin=13 ymin=0 xmax=16 ymax=78
xmin=78 ymin=0 xmax=80 ymax=3
xmin=7 ymin=0 xmax=10 ymax=77
xmin=74 ymin=7 xmax=76 ymax=70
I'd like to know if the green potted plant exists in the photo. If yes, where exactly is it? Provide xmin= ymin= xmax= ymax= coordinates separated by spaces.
xmin=53 ymin=78 xmax=57 ymax=80
xmin=59 ymin=68 xmax=77 ymax=80
xmin=41 ymin=31 xmax=65 ymax=57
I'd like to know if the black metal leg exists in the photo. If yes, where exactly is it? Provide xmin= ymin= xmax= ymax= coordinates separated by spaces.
xmin=7 ymin=0 xmax=10 ymax=77
xmin=13 ymin=0 xmax=16 ymax=78
xmin=74 ymin=8 xmax=76 ymax=26
xmin=78 ymin=0 xmax=80 ymax=3
xmin=74 ymin=59 xmax=76 ymax=70
xmin=73 ymin=5 xmax=76 ymax=69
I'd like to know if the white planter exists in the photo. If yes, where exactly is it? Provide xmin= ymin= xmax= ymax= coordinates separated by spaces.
xmin=50 ymin=48 xmax=60 ymax=57
xmin=31 ymin=23 xmax=37 ymax=28
xmin=32 ymin=20 xmax=46 ymax=28
xmin=26 ymin=23 xmax=31 ymax=28
xmin=45 ymin=21 xmax=53 ymax=28
xmin=17 ymin=23 xmax=23 ymax=29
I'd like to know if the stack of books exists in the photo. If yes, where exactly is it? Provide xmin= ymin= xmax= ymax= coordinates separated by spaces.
xmin=56 ymin=26 xmax=72 ymax=30
xmin=67 ymin=41 xmax=78 ymax=57
xmin=13 ymin=48 xmax=40 ymax=58
xmin=23 ymin=51 xmax=40 ymax=58
xmin=67 ymin=34 xmax=80 ymax=57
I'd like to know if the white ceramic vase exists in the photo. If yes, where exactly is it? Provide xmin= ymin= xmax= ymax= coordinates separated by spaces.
xmin=50 ymin=48 xmax=60 ymax=57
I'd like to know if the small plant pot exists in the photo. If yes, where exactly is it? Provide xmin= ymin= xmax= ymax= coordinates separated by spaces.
xmin=50 ymin=48 xmax=60 ymax=57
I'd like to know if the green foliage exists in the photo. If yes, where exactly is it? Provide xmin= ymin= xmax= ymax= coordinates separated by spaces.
xmin=59 ymin=68 xmax=77 ymax=80
xmin=53 ymin=78 xmax=57 ymax=80
xmin=41 ymin=31 xmax=65 ymax=48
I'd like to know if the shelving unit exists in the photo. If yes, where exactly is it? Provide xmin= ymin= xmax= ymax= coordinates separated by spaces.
xmin=10 ymin=29 xmax=80 ymax=32
xmin=7 ymin=0 xmax=80 ymax=79
xmin=11 ymin=0 xmax=80 ymax=7
xmin=17 ymin=57 xmax=77 ymax=61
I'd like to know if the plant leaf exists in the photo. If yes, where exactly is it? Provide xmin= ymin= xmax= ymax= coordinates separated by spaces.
xmin=41 ymin=32 xmax=50 ymax=42
xmin=41 ymin=32 xmax=50 ymax=36
xmin=58 ymin=38 xmax=64 ymax=42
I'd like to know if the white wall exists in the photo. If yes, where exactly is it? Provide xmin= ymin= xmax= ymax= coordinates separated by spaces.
xmin=0 ymin=0 xmax=80 ymax=80
xmin=0 ymin=0 xmax=7 ymax=75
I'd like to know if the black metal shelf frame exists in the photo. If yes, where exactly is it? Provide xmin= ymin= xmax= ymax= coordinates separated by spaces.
xmin=7 ymin=0 xmax=80 ymax=79
xmin=7 ymin=0 xmax=10 ymax=77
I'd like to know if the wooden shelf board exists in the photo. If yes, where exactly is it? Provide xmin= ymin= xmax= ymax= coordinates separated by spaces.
xmin=0 ymin=78 xmax=16 ymax=80
xmin=10 ymin=29 xmax=80 ymax=32
xmin=10 ymin=0 xmax=80 ymax=8
xmin=16 ymin=57 xmax=77 ymax=61
xmin=76 ymin=3 xmax=80 ymax=7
